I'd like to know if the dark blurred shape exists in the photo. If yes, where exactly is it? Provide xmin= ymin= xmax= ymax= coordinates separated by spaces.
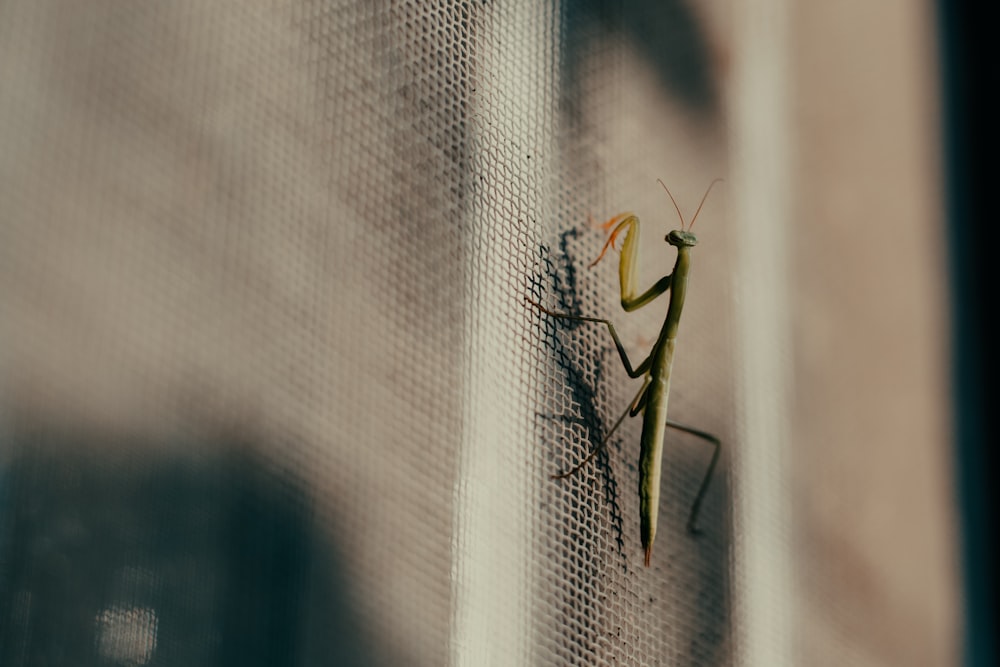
xmin=0 ymin=434 xmax=373 ymax=666
xmin=560 ymin=0 xmax=719 ymax=121
xmin=938 ymin=3 xmax=999 ymax=666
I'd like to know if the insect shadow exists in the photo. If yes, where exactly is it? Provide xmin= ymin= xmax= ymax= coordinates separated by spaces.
xmin=529 ymin=226 xmax=628 ymax=572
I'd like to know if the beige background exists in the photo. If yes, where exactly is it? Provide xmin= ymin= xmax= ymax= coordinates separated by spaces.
xmin=786 ymin=3 xmax=956 ymax=665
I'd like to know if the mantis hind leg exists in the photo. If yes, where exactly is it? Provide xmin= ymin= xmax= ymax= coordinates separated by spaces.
xmin=664 ymin=419 xmax=721 ymax=535
xmin=551 ymin=377 xmax=651 ymax=480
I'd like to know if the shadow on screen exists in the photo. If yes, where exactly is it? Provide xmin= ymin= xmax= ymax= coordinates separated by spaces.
xmin=0 ymin=433 xmax=377 ymax=666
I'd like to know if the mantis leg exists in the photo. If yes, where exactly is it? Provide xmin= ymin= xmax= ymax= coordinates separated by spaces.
xmin=551 ymin=377 xmax=651 ymax=480
xmin=664 ymin=419 xmax=721 ymax=535
xmin=591 ymin=215 xmax=673 ymax=312
xmin=525 ymin=297 xmax=652 ymax=378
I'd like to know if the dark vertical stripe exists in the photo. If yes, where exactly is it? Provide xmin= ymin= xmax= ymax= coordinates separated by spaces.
xmin=937 ymin=3 xmax=999 ymax=665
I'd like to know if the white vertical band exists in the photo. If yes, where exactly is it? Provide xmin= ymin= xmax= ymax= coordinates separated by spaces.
xmin=730 ymin=1 xmax=797 ymax=665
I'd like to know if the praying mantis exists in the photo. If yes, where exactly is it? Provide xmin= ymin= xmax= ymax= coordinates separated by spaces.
xmin=527 ymin=180 xmax=722 ymax=567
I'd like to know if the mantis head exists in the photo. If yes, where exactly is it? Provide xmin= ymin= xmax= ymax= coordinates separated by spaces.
xmin=666 ymin=229 xmax=698 ymax=247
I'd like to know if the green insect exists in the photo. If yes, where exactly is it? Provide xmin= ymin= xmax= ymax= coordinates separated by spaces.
xmin=528 ymin=179 xmax=722 ymax=567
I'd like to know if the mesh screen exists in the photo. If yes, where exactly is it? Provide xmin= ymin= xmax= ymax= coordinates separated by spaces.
xmin=2 ymin=1 xmax=733 ymax=665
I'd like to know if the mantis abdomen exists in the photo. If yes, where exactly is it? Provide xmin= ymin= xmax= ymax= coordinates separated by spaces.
xmin=640 ymin=339 xmax=674 ymax=567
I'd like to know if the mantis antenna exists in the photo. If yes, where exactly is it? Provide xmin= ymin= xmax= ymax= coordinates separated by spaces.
xmin=657 ymin=178 xmax=723 ymax=231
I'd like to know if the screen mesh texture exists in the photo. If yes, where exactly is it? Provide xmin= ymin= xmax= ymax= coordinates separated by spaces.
xmin=1 ymin=1 xmax=736 ymax=665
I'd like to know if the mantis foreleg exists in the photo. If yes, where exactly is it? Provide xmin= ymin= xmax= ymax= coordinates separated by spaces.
xmin=592 ymin=215 xmax=673 ymax=312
